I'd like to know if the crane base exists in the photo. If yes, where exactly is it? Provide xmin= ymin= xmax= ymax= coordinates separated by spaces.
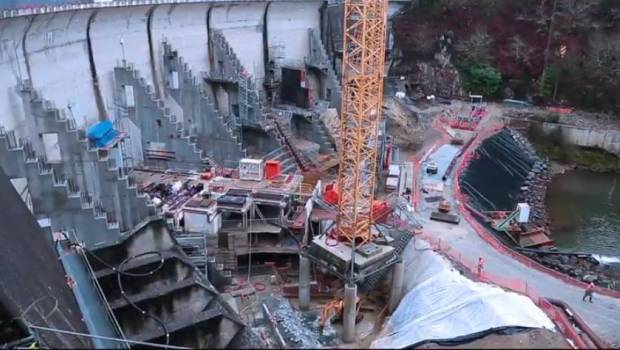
xmin=306 ymin=234 xmax=396 ymax=281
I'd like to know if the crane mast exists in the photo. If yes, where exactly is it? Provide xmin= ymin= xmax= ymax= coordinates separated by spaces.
xmin=336 ymin=0 xmax=389 ymax=246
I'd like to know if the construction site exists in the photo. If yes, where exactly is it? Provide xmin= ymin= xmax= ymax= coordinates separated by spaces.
xmin=0 ymin=0 xmax=619 ymax=349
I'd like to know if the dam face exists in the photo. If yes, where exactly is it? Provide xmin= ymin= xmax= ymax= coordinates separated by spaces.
xmin=0 ymin=1 xmax=323 ymax=135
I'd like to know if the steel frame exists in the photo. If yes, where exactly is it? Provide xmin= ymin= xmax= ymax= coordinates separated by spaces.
xmin=336 ymin=0 xmax=388 ymax=245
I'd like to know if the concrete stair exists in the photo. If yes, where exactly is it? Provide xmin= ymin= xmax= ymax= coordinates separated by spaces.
xmin=314 ymin=117 xmax=338 ymax=154
xmin=114 ymin=62 xmax=215 ymax=170
xmin=0 ymin=82 xmax=157 ymax=248
xmin=162 ymin=42 xmax=247 ymax=166
xmin=306 ymin=28 xmax=342 ymax=111
xmin=209 ymin=30 xmax=262 ymax=127
xmin=261 ymin=145 xmax=298 ymax=174
xmin=266 ymin=117 xmax=314 ymax=172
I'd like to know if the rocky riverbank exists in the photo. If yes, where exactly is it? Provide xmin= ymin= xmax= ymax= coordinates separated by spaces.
xmin=520 ymin=250 xmax=620 ymax=291
xmin=504 ymin=130 xmax=620 ymax=291
xmin=510 ymin=129 xmax=551 ymax=229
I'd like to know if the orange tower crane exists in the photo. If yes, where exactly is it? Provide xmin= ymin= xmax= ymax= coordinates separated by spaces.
xmin=336 ymin=0 xmax=389 ymax=246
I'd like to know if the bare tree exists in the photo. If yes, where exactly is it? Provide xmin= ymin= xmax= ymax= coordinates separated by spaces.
xmin=585 ymin=41 xmax=620 ymax=84
xmin=510 ymin=35 xmax=535 ymax=65
xmin=454 ymin=29 xmax=493 ymax=63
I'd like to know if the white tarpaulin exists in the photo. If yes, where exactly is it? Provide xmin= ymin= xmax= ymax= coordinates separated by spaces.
xmin=371 ymin=239 xmax=555 ymax=348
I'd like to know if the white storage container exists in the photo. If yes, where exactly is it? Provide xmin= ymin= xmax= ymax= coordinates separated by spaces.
xmin=517 ymin=203 xmax=531 ymax=223
xmin=239 ymin=158 xmax=264 ymax=181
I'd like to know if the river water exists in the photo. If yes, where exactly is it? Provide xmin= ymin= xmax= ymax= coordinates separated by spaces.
xmin=547 ymin=170 xmax=620 ymax=262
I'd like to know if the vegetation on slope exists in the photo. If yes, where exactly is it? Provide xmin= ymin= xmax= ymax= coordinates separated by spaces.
xmin=526 ymin=123 xmax=620 ymax=172
xmin=394 ymin=0 xmax=620 ymax=114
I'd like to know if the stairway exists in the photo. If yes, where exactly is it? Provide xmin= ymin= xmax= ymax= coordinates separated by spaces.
xmin=86 ymin=221 xmax=255 ymax=348
xmin=261 ymin=145 xmax=298 ymax=174
xmin=114 ymin=62 xmax=214 ymax=170
xmin=313 ymin=117 xmax=338 ymax=154
xmin=208 ymin=31 xmax=262 ymax=127
xmin=266 ymin=116 xmax=314 ymax=172
xmin=162 ymin=42 xmax=247 ymax=166
xmin=0 ymin=82 xmax=157 ymax=248
xmin=306 ymin=28 xmax=342 ymax=111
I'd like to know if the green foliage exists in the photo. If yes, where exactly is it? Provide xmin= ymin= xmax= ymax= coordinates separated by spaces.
xmin=539 ymin=66 xmax=559 ymax=99
xmin=573 ymin=148 xmax=620 ymax=173
xmin=526 ymin=124 xmax=572 ymax=163
xmin=526 ymin=123 xmax=620 ymax=173
xmin=463 ymin=64 xmax=502 ymax=96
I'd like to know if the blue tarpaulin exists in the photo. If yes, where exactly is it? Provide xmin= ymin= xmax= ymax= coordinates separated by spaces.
xmin=87 ymin=120 xmax=118 ymax=148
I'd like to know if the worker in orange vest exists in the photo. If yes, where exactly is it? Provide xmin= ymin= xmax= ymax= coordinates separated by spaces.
xmin=477 ymin=257 xmax=484 ymax=279
xmin=582 ymin=282 xmax=595 ymax=303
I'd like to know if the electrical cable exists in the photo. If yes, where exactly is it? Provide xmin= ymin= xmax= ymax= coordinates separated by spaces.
xmin=116 ymin=252 xmax=170 ymax=349
xmin=16 ymin=296 xmax=59 ymax=323
xmin=23 ymin=325 xmax=190 ymax=350
xmin=55 ymin=232 xmax=170 ymax=348
xmin=11 ymin=296 xmax=59 ymax=350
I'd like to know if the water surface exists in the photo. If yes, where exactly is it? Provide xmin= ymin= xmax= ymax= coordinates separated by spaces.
xmin=547 ymin=170 xmax=620 ymax=260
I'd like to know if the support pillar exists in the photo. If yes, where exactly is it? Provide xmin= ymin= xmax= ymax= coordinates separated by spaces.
xmin=389 ymin=261 xmax=404 ymax=313
xmin=299 ymin=255 xmax=311 ymax=310
xmin=343 ymin=283 xmax=357 ymax=343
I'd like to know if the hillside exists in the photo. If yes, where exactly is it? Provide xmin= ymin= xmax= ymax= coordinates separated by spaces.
xmin=392 ymin=0 xmax=620 ymax=114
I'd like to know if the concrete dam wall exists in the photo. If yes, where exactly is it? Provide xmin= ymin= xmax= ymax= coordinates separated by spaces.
xmin=0 ymin=0 xmax=322 ymax=138
xmin=541 ymin=122 xmax=620 ymax=156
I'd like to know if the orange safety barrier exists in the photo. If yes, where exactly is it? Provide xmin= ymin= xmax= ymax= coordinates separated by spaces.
xmin=546 ymin=106 xmax=573 ymax=114
xmin=418 ymin=231 xmax=594 ymax=349
xmin=452 ymin=125 xmax=620 ymax=300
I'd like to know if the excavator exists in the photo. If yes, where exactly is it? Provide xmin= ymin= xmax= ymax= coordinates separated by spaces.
xmin=319 ymin=294 xmax=361 ymax=334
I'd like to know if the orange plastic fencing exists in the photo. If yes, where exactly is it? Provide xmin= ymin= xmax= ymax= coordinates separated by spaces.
xmin=417 ymin=231 xmax=592 ymax=349
xmin=453 ymin=127 xmax=620 ymax=299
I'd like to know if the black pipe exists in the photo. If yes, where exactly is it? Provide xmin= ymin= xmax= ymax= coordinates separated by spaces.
xmin=86 ymin=10 xmax=107 ymax=121
xmin=546 ymin=298 xmax=608 ymax=349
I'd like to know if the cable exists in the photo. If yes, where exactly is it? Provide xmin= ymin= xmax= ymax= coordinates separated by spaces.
xmin=25 ymin=325 xmax=189 ymax=350
xmin=116 ymin=252 xmax=170 ymax=349
xmin=56 ymin=232 xmax=170 ymax=348
xmin=17 ymin=296 xmax=59 ymax=323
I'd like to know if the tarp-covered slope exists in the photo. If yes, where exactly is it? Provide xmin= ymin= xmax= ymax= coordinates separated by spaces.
xmin=371 ymin=239 xmax=555 ymax=349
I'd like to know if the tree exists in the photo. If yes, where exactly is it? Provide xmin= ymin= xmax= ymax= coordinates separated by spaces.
xmin=464 ymin=64 xmax=502 ymax=96
xmin=510 ymin=35 xmax=535 ymax=66
xmin=539 ymin=66 xmax=559 ymax=99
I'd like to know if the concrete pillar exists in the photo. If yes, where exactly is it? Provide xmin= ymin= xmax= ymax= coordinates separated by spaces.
xmin=298 ymin=255 xmax=311 ymax=310
xmin=389 ymin=262 xmax=404 ymax=313
xmin=343 ymin=283 xmax=357 ymax=343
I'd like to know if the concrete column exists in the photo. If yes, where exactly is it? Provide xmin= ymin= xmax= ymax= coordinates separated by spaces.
xmin=389 ymin=262 xmax=404 ymax=313
xmin=298 ymin=255 xmax=311 ymax=310
xmin=343 ymin=283 xmax=357 ymax=343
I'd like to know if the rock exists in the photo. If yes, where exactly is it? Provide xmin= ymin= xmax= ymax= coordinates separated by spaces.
xmin=560 ymin=255 xmax=569 ymax=264
xmin=559 ymin=264 xmax=572 ymax=273
xmin=599 ymin=278 xmax=610 ymax=287
xmin=542 ymin=256 xmax=561 ymax=267
xmin=583 ymin=274 xmax=598 ymax=283
xmin=573 ymin=268 xmax=584 ymax=277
